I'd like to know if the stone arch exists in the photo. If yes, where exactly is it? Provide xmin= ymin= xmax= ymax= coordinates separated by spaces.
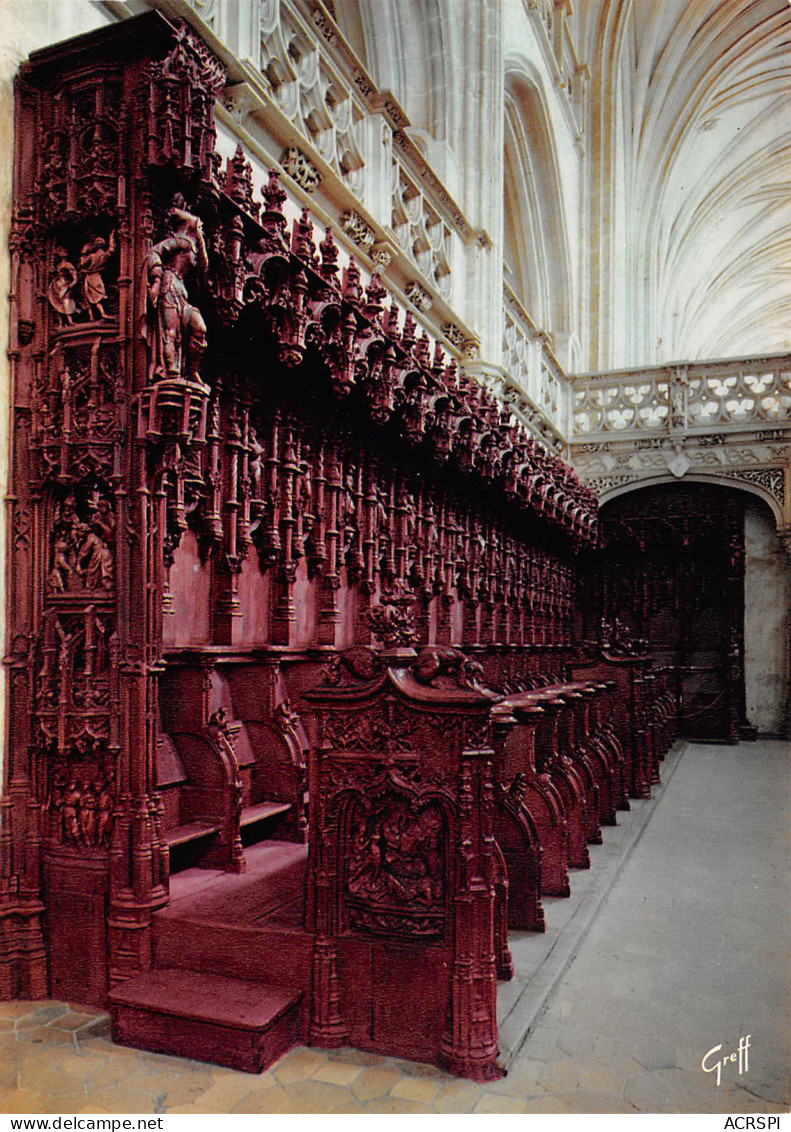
xmin=597 ymin=472 xmax=784 ymax=528
xmin=503 ymin=65 xmax=572 ymax=338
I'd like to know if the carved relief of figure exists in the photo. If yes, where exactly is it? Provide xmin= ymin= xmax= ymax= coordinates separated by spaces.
xmin=77 ymin=522 xmax=114 ymax=591
xmin=61 ymin=780 xmax=82 ymax=845
xmin=143 ymin=196 xmax=208 ymax=384
xmin=47 ymin=249 xmax=79 ymax=325
xmin=78 ymin=780 xmax=97 ymax=847
xmin=347 ymin=796 xmax=444 ymax=908
xmin=49 ymin=530 xmax=75 ymax=592
xmin=50 ymin=769 xmax=114 ymax=849
xmin=96 ymin=772 xmax=115 ymax=848
xmin=79 ymin=232 xmax=115 ymax=319
xmin=90 ymin=496 xmax=116 ymax=547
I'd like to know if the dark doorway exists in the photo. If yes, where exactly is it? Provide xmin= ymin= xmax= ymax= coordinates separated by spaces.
xmin=592 ymin=483 xmax=747 ymax=742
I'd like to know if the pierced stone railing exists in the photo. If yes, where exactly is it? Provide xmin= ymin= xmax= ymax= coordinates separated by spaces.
xmin=572 ymin=355 xmax=791 ymax=441
xmin=570 ymin=354 xmax=791 ymax=516
xmin=497 ymin=282 xmax=571 ymax=451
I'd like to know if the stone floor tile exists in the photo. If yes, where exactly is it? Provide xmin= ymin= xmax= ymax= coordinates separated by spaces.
xmin=389 ymin=1075 xmax=443 ymax=1104
xmin=389 ymin=1057 xmax=449 ymax=1079
xmin=556 ymin=1026 xmax=596 ymax=1056
xmin=473 ymin=1092 xmax=525 ymax=1113
xmin=17 ymin=1058 xmax=92 ymax=1094
xmin=433 ymin=1080 xmax=485 ymax=1113
xmin=271 ymin=1047 xmax=328 ymax=1084
xmin=0 ymin=1060 xmax=17 ymax=1091
xmin=99 ymin=1087 xmax=167 ymax=1113
xmin=51 ymin=1010 xmax=104 ymax=1032
xmin=310 ymin=1059 xmax=362 ymax=1086
xmin=278 ymin=1080 xmax=350 ymax=1113
xmin=327 ymin=1099 xmax=368 ymax=1113
xmin=535 ymin=1059 xmax=583 ymax=1093
xmin=365 ymin=1095 xmax=435 ymax=1114
xmin=16 ymin=1004 xmax=70 ymax=1028
xmin=522 ymin=1095 xmax=571 ymax=1113
xmin=80 ymin=1061 xmax=136 ymax=1090
xmin=481 ymin=1059 xmax=545 ymax=1098
xmin=177 ymin=1074 xmax=255 ymax=1112
xmin=560 ymin=1090 xmax=638 ymax=1113
xmin=571 ymin=1056 xmax=632 ymax=1096
xmin=15 ymin=1025 xmax=76 ymax=1045
xmin=623 ymin=1068 xmax=672 ymax=1111
xmin=312 ymin=1046 xmax=384 ymax=1067
xmin=0 ymin=1002 xmax=49 ymax=1021
xmin=623 ymin=1036 xmax=679 ymax=1072
xmin=351 ymin=1065 xmax=402 ymax=1101
xmin=521 ymin=1035 xmax=567 ymax=1062
xmin=231 ymin=1084 xmax=289 ymax=1113
xmin=0 ymin=1088 xmax=80 ymax=1114
xmin=125 ymin=1069 xmax=213 ymax=1108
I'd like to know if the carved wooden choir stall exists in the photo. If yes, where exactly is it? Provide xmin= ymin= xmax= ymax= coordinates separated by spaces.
xmin=0 ymin=15 xmax=678 ymax=1080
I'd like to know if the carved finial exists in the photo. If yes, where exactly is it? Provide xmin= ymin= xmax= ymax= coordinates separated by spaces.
xmin=342 ymin=260 xmax=362 ymax=303
xmin=292 ymin=207 xmax=316 ymax=262
xmin=224 ymin=144 xmax=259 ymax=219
xmin=401 ymin=311 xmax=416 ymax=352
xmin=364 ymin=273 xmax=386 ymax=320
xmin=262 ymin=169 xmax=287 ymax=215
xmin=415 ymin=332 xmax=431 ymax=368
xmin=383 ymin=301 xmax=400 ymax=337
xmin=319 ymin=227 xmax=339 ymax=280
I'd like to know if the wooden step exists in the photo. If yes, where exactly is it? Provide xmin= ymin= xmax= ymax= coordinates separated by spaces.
xmin=109 ymin=969 xmax=303 ymax=1074
xmin=154 ymin=915 xmax=312 ymax=989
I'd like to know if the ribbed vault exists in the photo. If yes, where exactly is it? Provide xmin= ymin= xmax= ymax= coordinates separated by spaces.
xmin=584 ymin=0 xmax=791 ymax=368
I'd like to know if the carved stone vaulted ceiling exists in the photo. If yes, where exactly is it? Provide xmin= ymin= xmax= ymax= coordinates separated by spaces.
xmin=582 ymin=0 xmax=791 ymax=366
xmin=336 ymin=0 xmax=791 ymax=369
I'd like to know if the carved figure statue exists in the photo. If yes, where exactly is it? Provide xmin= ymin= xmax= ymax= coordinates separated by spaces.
xmin=61 ymin=780 xmax=82 ymax=845
xmin=96 ymin=772 xmax=115 ymax=848
xmin=143 ymin=197 xmax=208 ymax=383
xmin=47 ymin=249 xmax=79 ymax=325
xmin=79 ymin=232 xmax=115 ymax=319
xmin=78 ymin=780 xmax=97 ymax=847
xmin=77 ymin=522 xmax=114 ymax=591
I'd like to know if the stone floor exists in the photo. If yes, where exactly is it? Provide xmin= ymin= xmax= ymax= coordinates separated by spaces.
xmin=0 ymin=740 xmax=788 ymax=1115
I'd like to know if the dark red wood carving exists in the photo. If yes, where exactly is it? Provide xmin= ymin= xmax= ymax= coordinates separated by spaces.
xmin=1 ymin=11 xmax=677 ymax=1081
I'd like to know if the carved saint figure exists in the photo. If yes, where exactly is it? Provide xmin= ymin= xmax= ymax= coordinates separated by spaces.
xmin=143 ymin=197 xmax=208 ymax=383
xmin=77 ymin=522 xmax=114 ymax=591
xmin=79 ymin=232 xmax=115 ymax=319
xmin=78 ymin=780 xmax=97 ymax=847
xmin=47 ymin=249 xmax=79 ymax=325
xmin=96 ymin=773 xmax=115 ymax=848
xmin=61 ymin=780 xmax=82 ymax=845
